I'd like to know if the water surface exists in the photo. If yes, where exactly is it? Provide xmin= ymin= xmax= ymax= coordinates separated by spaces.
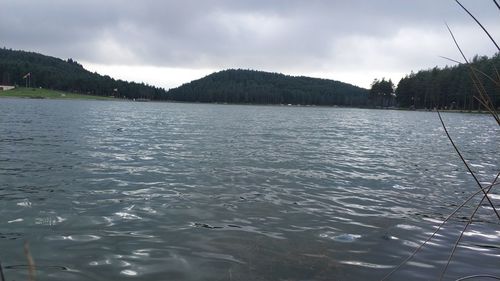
xmin=0 ymin=99 xmax=499 ymax=280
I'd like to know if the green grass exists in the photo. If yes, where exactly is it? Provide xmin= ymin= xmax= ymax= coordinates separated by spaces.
xmin=0 ymin=87 xmax=114 ymax=100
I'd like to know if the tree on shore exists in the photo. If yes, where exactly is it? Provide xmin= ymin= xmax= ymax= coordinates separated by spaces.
xmin=369 ymin=78 xmax=394 ymax=107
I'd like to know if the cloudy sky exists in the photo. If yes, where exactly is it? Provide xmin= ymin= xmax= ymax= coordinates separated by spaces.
xmin=1 ymin=0 xmax=499 ymax=89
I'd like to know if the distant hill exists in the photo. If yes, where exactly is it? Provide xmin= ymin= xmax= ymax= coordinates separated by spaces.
xmin=1 ymin=48 xmax=368 ymax=105
xmin=0 ymin=48 xmax=167 ymax=100
xmin=168 ymin=69 xmax=368 ymax=106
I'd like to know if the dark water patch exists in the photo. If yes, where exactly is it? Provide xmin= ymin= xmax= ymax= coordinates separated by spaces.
xmin=0 ymin=233 xmax=23 ymax=240
xmin=5 ymin=264 xmax=68 ymax=271
xmin=191 ymin=222 xmax=225 ymax=229
xmin=0 ymin=137 xmax=34 ymax=142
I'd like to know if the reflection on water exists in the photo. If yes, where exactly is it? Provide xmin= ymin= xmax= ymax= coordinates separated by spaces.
xmin=0 ymin=99 xmax=499 ymax=280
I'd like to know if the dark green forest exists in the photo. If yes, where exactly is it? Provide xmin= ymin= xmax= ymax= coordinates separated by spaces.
xmin=0 ymin=48 xmax=168 ymax=100
xmin=396 ymin=53 xmax=500 ymax=110
xmin=168 ymin=69 xmax=369 ymax=106
xmin=0 ymin=48 xmax=369 ymax=106
xmin=2 ymin=48 xmax=499 ymax=109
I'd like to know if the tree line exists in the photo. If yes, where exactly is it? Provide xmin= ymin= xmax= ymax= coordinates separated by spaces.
xmin=0 ymin=48 xmax=168 ymax=100
xmin=395 ymin=53 xmax=500 ymax=110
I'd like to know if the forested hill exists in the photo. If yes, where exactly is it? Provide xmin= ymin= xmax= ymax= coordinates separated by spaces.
xmin=396 ymin=53 xmax=500 ymax=109
xmin=0 ymin=48 xmax=168 ymax=100
xmin=168 ymin=69 xmax=369 ymax=106
xmin=1 ymin=48 xmax=368 ymax=105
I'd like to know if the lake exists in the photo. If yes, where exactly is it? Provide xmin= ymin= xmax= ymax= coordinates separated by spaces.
xmin=0 ymin=98 xmax=498 ymax=281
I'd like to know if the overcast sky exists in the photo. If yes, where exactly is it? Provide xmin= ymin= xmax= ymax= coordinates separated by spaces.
xmin=1 ymin=0 xmax=499 ymax=89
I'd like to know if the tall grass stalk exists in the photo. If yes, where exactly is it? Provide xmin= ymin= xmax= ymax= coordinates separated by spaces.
xmin=0 ymin=261 xmax=5 ymax=281
xmin=437 ymin=172 xmax=499 ymax=280
xmin=380 ymin=176 xmax=500 ymax=281
xmin=23 ymin=241 xmax=36 ymax=281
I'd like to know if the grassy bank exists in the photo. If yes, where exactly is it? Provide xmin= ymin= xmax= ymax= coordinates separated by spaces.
xmin=0 ymin=87 xmax=114 ymax=100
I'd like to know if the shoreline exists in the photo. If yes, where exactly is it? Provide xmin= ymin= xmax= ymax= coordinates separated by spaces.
xmin=1 ymin=88 xmax=493 ymax=114
xmin=0 ymin=87 xmax=115 ymax=101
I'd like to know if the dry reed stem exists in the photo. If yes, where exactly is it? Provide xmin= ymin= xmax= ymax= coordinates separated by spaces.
xmin=379 ymin=179 xmax=500 ymax=281
xmin=445 ymin=23 xmax=469 ymax=64
xmin=437 ymin=4 xmax=500 ymax=276
xmin=494 ymin=0 xmax=500 ymax=11
xmin=455 ymin=275 xmax=500 ymax=281
xmin=440 ymin=55 xmax=500 ymax=86
xmin=445 ymin=23 xmax=500 ymax=125
xmin=455 ymin=0 xmax=500 ymax=51
xmin=383 ymin=2 xmax=500 ymax=280
xmin=438 ymin=4 xmax=500 ymax=277
xmin=469 ymin=67 xmax=500 ymax=125
xmin=453 ymin=0 xmax=500 ymax=121
xmin=437 ymin=110 xmax=500 ymax=219
xmin=468 ymin=72 xmax=498 ymax=118
xmin=438 ymin=172 xmax=500 ymax=280
xmin=0 ymin=260 xmax=5 ymax=281
xmin=469 ymin=68 xmax=499 ymax=116
xmin=24 ymin=241 xmax=36 ymax=281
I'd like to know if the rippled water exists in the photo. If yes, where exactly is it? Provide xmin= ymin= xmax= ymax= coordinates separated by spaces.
xmin=0 ymin=99 xmax=499 ymax=281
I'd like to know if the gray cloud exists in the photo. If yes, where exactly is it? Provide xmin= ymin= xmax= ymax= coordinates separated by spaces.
xmin=1 ymin=0 xmax=498 ymax=86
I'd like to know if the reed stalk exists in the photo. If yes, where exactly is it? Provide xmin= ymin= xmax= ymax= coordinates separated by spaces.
xmin=380 ymin=177 xmax=500 ymax=281
xmin=381 ymin=1 xmax=500 ymax=279
xmin=0 ymin=260 xmax=5 ymax=281
xmin=24 ymin=241 xmax=36 ymax=281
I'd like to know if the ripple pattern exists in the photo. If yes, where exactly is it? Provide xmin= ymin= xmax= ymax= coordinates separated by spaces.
xmin=0 ymin=99 xmax=499 ymax=280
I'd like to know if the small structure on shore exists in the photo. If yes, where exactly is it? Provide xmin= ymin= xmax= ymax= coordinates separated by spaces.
xmin=0 ymin=85 xmax=15 ymax=91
